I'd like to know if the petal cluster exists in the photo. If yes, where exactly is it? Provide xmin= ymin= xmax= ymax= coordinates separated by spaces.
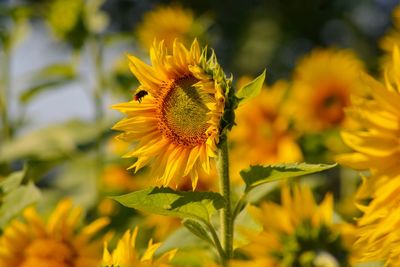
xmin=0 ymin=199 xmax=109 ymax=267
xmin=240 ymin=185 xmax=354 ymax=266
xmin=338 ymin=47 xmax=400 ymax=265
xmin=102 ymin=227 xmax=176 ymax=267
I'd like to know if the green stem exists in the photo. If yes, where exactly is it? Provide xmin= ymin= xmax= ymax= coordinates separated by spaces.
xmin=205 ymin=221 xmax=226 ymax=265
xmin=217 ymin=133 xmax=233 ymax=264
xmin=90 ymin=35 xmax=105 ymax=123
xmin=89 ymin=35 xmax=105 ymax=181
xmin=0 ymin=44 xmax=12 ymax=143
xmin=232 ymin=194 xmax=247 ymax=221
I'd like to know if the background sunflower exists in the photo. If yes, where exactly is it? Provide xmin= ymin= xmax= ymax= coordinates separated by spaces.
xmin=0 ymin=0 xmax=399 ymax=266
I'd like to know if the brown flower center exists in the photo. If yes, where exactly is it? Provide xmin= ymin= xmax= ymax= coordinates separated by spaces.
xmin=313 ymin=82 xmax=349 ymax=125
xmin=158 ymin=75 xmax=210 ymax=147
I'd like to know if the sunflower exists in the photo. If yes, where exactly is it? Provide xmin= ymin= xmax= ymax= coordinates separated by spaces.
xmin=380 ymin=5 xmax=400 ymax=54
xmin=112 ymin=39 xmax=228 ymax=189
xmin=379 ymin=5 xmax=400 ymax=80
xmin=240 ymin=185 xmax=355 ymax=267
xmin=0 ymin=199 xmax=109 ymax=267
xmin=102 ymin=165 xmax=137 ymax=192
xmin=337 ymin=46 xmax=400 ymax=197
xmin=289 ymin=48 xmax=365 ymax=132
xmin=229 ymin=79 xmax=302 ymax=182
xmin=352 ymin=175 xmax=400 ymax=265
xmin=136 ymin=5 xmax=198 ymax=50
xmin=45 ymin=0 xmax=108 ymax=48
xmin=102 ymin=227 xmax=176 ymax=267
xmin=337 ymin=47 xmax=400 ymax=265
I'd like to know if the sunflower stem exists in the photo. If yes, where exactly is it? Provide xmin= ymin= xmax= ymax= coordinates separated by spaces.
xmin=217 ymin=133 xmax=233 ymax=264
xmin=205 ymin=221 xmax=226 ymax=265
xmin=0 ymin=43 xmax=12 ymax=144
xmin=89 ymin=35 xmax=106 ymax=184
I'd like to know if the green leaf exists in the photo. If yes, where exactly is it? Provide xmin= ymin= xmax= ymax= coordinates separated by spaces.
xmin=0 ymin=182 xmax=41 ymax=228
xmin=0 ymin=170 xmax=24 ymax=193
xmin=182 ymin=219 xmax=213 ymax=245
xmin=19 ymin=63 xmax=76 ymax=104
xmin=241 ymin=163 xmax=337 ymax=192
xmin=112 ymin=187 xmax=225 ymax=224
xmin=156 ymin=227 xmax=208 ymax=256
xmin=0 ymin=119 xmax=107 ymax=163
xmin=236 ymin=69 xmax=266 ymax=106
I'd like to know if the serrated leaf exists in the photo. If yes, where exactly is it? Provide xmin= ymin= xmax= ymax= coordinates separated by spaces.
xmin=236 ymin=69 xmax=266 ymax=106
xmin=0 ymin=182 xmax=41 ymax=228
xmin=183 ymin=219 xmax=213 ymax=245
xmin=112 ymin=187 xmax=225 ymax=224
xmin=0 ymin=170 xmax=24 ymax=193
xmin=241 ymin=163 xmax=337 ymax=191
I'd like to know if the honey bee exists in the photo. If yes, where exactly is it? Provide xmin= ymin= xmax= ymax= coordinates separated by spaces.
xmin=134 ymin=90 xmax=148 ymax=103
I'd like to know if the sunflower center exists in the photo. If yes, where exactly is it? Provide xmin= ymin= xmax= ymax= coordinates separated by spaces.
xmin=313 ymin=82 xmax=349 ymax=125
xmin=158 ymin=76 xmax=210 ymax=146
xmin=21 ymin=238 xmax=75 ymax=267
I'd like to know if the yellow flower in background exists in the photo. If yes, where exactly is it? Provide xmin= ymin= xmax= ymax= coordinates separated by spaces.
xmin=337 ymin=47 xmax=400 ymax=265
xmin=45 ymin=0 xmax=108 ymax=47
xmin=102 ymin=227 xmax=176 ymax=267
xmin=229 ymin=79 xmax=302 ymax=182
xmin=337 ymin=47 xmax=400 ymax=198
xmin=380 ymin=5 xmax=400 ymax=54
xmin=241 ymin=185 xmax=355 ymax=266
xmin=0 ymin=199 xmax=109 ymax=267
xmin=113 ymin=39 xmax=227 ymax=189
xmin=102 ymin=165 xmax=137 ymax=192
xmin=380 ymin=5 xmax=400 ymax=81
xmin=289 ymin=49 xmax=365 ymax=132
xmin=136 ymin=5 xmax=196 ymax=50
xmin=46 ymin=0 xmax=82 ymax=39
xmin=143 ymin=214 xmax=181 ymax=241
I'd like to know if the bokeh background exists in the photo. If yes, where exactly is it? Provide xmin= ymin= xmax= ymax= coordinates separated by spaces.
xmin=0 ymin=0 xmax=399 ymax=266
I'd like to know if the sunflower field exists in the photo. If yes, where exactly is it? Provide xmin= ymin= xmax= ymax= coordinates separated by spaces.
xmin=0 ymin=0 xmax=399 ymax=266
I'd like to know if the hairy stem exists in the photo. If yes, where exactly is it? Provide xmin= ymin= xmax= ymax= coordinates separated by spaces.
xmin=217 ymin=133 xmax=233 ymax=264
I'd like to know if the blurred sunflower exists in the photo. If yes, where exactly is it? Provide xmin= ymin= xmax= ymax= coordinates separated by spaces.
xmin=230 ymin=79 xmax=302 ymax=182
xmin=112 ymin=39 xmax=228 ymax=189
xmin=102 ymin=227 xmax=176 ymax=267
xmin=239 ymin=185 xmax=355 ymax=267
xmin=0 ymin=199 xmax=109 ymax=267
xmin=143 ymin=214 xmax=181 ymax=241
xmin=45 ymin=0 xmax=108 ymax=49
xmin=380 ymin=5 xmax=400 ymax=54
xmin=288 ymin=49 xmax=365 ymax=133
xmin=379 ymin=5 xmax=400 ymax=82
xmin=337 ymin=46 xmax=400 ymax=197
xmin=136 ymin=5 xmax=200 ymax=50
xmin=337 ymin=47 xmax=400 ymax=265
xmin=102 ymin=165 xmax=137 ymax=192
